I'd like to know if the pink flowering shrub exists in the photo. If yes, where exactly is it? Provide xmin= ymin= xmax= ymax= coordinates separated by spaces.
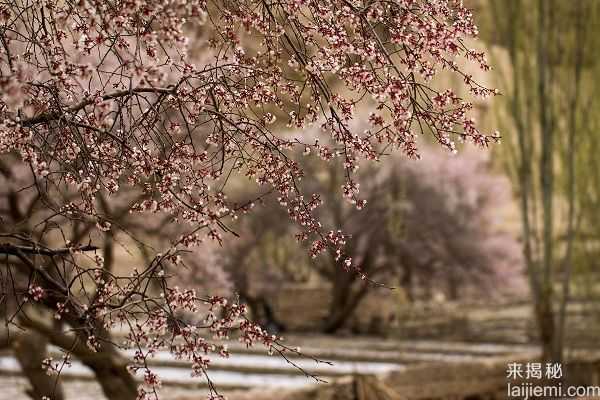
xmin=0 ymin=0 xmax=497 ymax=398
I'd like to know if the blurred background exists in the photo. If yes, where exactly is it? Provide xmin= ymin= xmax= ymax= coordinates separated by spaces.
xmin=2 ymin=0 xmax=600 ymax=399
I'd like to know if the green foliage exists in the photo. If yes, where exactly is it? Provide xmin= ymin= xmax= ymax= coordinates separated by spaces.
xmin=480 ymin=0 xmax=600 ymax=360
xmin=484 ymin=0 xmax=600 ymax=277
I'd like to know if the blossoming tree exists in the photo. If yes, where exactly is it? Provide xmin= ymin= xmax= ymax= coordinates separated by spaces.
xmin=224 ymin=144 xmax=524 ymax=334
xmin=0 ymin=0 xmax=497 ymax=399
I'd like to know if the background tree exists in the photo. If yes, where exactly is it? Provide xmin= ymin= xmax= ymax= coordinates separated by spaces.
xmin=224 ymin=142 xmax=524 ymax=333
xmin=483 ymin=0 xmax=600 ymax=363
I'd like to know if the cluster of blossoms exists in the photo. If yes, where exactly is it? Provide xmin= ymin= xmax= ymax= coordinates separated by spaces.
xmin=53 ymin=301 xmax=69 ymax=320
xmin=0 ymin=0 xmax=496 ymax=397
xmin=41 ymin=354 xmax=72 ymax=376
xmin=123 ymin=283 xmax=297 ymax=399
xmin=27 ymin=284 xmax=45 ymax=302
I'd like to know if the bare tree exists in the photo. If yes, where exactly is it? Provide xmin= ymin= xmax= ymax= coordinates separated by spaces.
xmin=487 ymin=0 xmax=599 ymax=363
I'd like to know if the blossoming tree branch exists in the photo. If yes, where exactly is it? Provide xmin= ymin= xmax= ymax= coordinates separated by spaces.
xmin=0 ymin=0 xmax=497 ymax=399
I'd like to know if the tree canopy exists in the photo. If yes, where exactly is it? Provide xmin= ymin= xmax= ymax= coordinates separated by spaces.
xmin=0 ymin=1 xmax=495 ymax=399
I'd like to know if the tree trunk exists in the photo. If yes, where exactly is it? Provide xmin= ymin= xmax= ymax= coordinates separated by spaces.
xmin=20 ymin=312 xmax=138 ymax=400
xmin=79 ymin=351 xmax=138 ymax=400
xmin=400 ymin=266 xmax=414 ymax=301
xmin=12 ymin=331 xmax=65 ymax=400
xmin=322 ymin=275 xmax=369 ymax=334
xmin=323 ymin=271 xmax=353 ymax=333
xmin=76 ymin=323 xmax=138 ymax=400
xmin=537 ymin=0 xmax=558 ymax=364
xmin=534 ymin=294 xmax=556 ymax=363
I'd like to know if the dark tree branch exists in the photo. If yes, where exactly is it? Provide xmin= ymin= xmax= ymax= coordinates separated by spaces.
xmin=0 ymin=243 xmax=98 ymax=257
xmin=21 ymin=86 xmax=177 ymax=127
